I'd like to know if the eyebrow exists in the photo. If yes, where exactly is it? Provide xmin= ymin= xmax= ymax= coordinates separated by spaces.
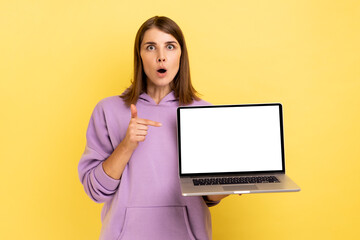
xmin=143 ymin=41 xmax=178 ymax=45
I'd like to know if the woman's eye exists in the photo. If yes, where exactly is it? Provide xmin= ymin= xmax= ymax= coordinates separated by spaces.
xmin=167 ymin=44 xmax=175 ymax=50
xmin=147 ymin=45 xmax=155 ymax=50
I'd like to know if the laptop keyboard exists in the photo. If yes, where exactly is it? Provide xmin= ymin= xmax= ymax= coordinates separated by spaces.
xmin=192 ymin=176 xmax=280 ymax=186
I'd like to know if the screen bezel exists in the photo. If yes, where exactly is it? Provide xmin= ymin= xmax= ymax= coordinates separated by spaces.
xmin=177 ymin=103 xmax=286 ymax=177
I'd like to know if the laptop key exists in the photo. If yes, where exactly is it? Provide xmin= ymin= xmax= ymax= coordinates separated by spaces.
xmin=193 ymin=176 xmax=280 ymax=186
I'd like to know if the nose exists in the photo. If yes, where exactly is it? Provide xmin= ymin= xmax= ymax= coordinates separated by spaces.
xmin=157 ymin=49 xmax=166 ymax=62
xmin=157 ymin=57 xmax=165 ymax=62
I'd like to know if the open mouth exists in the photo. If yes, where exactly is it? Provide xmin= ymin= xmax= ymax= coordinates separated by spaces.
xmin=157 ymin=69 xmax=167 ymax=73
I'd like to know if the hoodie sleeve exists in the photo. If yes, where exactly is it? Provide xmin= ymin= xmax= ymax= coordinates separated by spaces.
xmin=78 ymin=100 xmax=120 ymax=203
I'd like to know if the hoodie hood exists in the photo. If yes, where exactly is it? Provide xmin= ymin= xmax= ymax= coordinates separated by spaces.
xmin=138 ymin=91 xmax=178 ymax=106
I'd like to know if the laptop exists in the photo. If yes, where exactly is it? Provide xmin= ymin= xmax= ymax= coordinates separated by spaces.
xmin=177 ymin=103 xmax=300 ymax=196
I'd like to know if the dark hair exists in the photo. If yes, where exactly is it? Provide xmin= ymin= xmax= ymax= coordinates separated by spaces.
xmin=121 ymin=16 xmax=200 ymax=106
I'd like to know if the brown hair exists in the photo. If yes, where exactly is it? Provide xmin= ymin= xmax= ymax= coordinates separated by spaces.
xmin=121 ymin=16 xmax=200 ymax=106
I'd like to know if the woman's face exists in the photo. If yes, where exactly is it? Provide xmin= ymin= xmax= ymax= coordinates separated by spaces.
xmin=140 ymin=28 xmax=181 ymax=90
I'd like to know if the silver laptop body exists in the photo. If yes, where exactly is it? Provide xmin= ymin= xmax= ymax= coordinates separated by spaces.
xmin=177 ymin=103 xmax=300 ymax=196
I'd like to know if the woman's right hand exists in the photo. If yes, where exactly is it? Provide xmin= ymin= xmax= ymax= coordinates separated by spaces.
xmin=122 ymin=104 xmax=162 ymax=152
xmin=102 ymin=104 xmax=162 ymax=180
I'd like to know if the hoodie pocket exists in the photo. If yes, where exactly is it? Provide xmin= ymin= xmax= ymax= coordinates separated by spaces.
xmin=118 ymin=206 xmax=196 ymax=240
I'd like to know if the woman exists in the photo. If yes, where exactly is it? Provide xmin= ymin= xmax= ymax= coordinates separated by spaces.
xmin=78 ymin=16 xmax=228 ymax=240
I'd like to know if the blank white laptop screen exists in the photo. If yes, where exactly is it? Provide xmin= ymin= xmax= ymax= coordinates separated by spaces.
xmin=179 ymin=105 xmax=283 ymax=174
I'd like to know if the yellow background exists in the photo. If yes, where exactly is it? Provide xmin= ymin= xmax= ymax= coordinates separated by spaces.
xmin=1 ymin=0 xmax=359 ymax=239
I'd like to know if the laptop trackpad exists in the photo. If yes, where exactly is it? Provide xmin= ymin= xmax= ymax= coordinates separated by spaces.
xmin=223 ymin=185 xmax=258 ymax=191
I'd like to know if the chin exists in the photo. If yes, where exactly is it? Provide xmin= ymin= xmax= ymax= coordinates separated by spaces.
xmin=152 ymin=78 xmax=173 ymax=87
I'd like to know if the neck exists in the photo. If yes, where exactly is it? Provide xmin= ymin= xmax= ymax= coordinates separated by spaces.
xmin=146 ymin=85 xmax=171 ymax=104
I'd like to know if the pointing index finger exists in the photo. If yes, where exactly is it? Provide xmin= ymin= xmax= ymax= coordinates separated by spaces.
xmin=137 ymin=118 xmax=162 ymax=127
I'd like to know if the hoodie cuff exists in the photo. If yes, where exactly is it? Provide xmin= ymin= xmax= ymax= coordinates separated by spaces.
xmin=94 ymin=163 xmax=120 ymax=191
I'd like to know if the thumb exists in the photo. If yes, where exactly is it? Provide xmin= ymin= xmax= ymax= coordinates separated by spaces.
xmin=130 ymin=104 xmax=137 ymax=118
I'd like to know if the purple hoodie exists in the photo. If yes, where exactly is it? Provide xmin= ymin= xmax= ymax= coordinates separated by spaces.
xmin=78 ymin=91 xmax=216 ymax=240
